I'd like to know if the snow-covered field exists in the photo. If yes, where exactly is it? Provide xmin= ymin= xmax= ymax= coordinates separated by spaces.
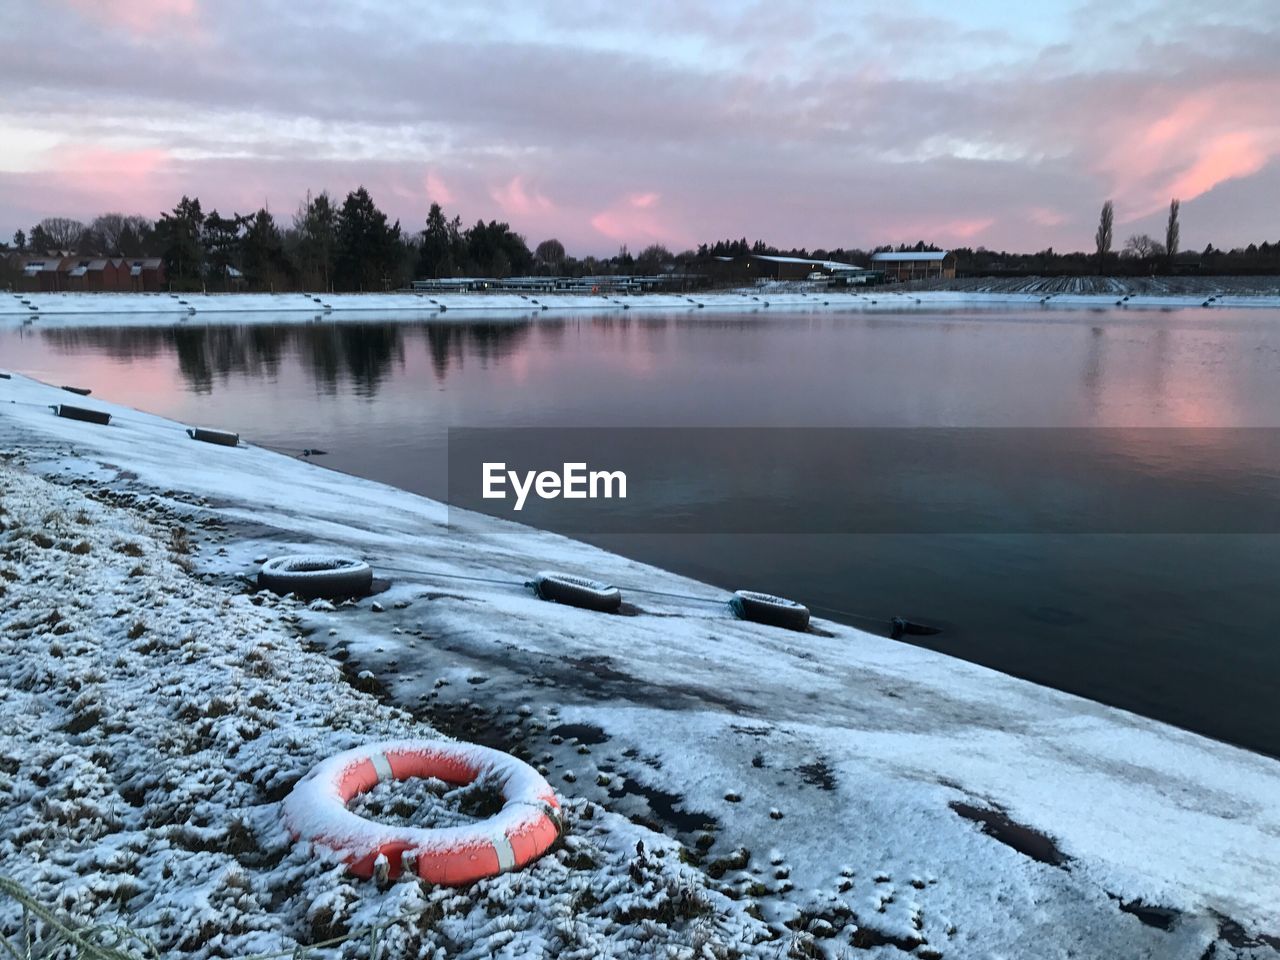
xmin=899 ymin=275 xmax=1280 ymax=298
xmin=4 ymin=285 xmax=1280 ymax=327
xmin=2 ymin=365 xmax=1279 ymax=958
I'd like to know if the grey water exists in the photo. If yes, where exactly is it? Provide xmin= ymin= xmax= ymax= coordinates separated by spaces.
xmin=4 ymin=306 xmax=1279 ymax=756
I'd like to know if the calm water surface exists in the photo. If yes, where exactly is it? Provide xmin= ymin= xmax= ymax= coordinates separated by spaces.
xmin=4 ymin=307 xmax=1278 ymax=755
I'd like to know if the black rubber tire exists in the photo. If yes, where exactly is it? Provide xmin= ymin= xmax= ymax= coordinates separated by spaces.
xmin=531 ymin=571 xmax=622 ymax=613
xmin=54 ymin=404 xmax=110 ymax=425
xmin=729 ymin=590 xmax=810 ymax=631
xmin=187 ymin=427 xmax=240 ymax=447
xmin=258 ymin=555 xmax=373 ymax=600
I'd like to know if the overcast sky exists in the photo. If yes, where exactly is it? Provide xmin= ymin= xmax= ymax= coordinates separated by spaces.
xmin=1 ymin=0 xmax=1277 ymax=255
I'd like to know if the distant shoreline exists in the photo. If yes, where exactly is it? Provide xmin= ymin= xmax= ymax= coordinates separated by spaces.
xmin=4 ymin=280 xmax=1280 ymax=325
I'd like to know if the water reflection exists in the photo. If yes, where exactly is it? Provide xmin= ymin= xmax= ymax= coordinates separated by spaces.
xmin=301 ymin=326 xmax=404 ymax=397
xmin=39 ymin=321 xmax=536 ymax=396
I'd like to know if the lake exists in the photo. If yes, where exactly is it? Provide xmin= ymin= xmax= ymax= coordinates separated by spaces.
xmin=4 ymin=305 xmax=1278 ymax=756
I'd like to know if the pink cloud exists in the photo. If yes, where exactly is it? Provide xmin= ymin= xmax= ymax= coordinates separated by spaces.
xmin=940 ymin=217 xmax=994 ymax=240
xmin=590 ymin=192 xmax=687 ymax=249
xmin=489 ymin=175 xmax=553 ymax=217
xmin=1028 ymin=206 xmax=1067 ymax=228
xmin=0 ymin=143 xmax=185 ymax=230
xmin=424 ymin=171 xmax=453 ymax=205
xmin=61 ymin=0 xmax=203 ymax=40
xmin=1163 ymin=131 xmax=1268 ymax=206
xmin=46 ymin=143 xmax=176 ymax=207
xmin=1097 ymin=84 xmax=1280 ymax=220
xmin=887 ymin=216 xmax=995 ymax=245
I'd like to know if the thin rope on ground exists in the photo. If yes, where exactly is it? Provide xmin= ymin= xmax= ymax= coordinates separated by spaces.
xmin=371 ymin=562 xmax=937 ymax=633
xmin=374 ymin=562 xmax=527 ymax=589
xmin=607 ymin=584 xmax=726 ymax=604
xmin=806 ymin=603 xmax=897 ymax=626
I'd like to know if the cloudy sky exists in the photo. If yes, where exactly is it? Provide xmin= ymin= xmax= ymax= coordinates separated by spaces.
xmin=0 ymin=0 xmax=1277 ymax=255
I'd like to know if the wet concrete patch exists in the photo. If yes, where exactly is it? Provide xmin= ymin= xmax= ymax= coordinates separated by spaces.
xmin=548 ymin=722 xmax=608 ymax=745
xmin=1216 ymin=915 xmax=1280 ymax=951
xmin=1117 ymin=898 xmax=1179 ymax=931
xmin=609 ymin=776 xmax=718 ymax=835
xmin=796 ymin=757 xmax=837 ymax=790
xmin=949 ymin=801 xmax=1069 ymax=867
xmin=565 ymin=655 xmax=750 ymax=713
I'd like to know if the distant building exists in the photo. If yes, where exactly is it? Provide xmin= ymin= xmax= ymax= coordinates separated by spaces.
xmin=16 ymin=257 xmax=65 ymax=292
xmin=8 ymin=254 xmax=163 ymax=292
xmin=127 ymin=258 xmax=166 ymax=291
xmin=870 ymin=251 xmax=956 ymax=281
xmin=67 ymin=258 xmax=132 ymax=291
xmin=702 ymin=254 xmax=874 ymax=284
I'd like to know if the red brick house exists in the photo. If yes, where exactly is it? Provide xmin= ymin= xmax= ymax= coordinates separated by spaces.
xmin=127 ymin=258 xmax=166 ymax=291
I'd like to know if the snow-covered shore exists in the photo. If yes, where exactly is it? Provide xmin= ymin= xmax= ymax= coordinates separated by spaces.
xmin=2 ymin=371 xmax=1279 ymax=958
xmin=4 ymin=285 xmax=1280 ymax=328
xmin=0 ymin=450 xmax=774 ymax=957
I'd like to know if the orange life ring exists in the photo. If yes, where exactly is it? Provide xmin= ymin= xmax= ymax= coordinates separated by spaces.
xmin=283 ymin=740 xmax=562 ymax=885
xmin=591 ymin=285 xmax=599 ymax=294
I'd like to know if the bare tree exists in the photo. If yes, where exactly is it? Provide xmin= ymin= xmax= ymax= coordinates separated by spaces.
xmin=1165 ymin=198 xmax=1180 ymax=265
xmin=38 ymin=217 xmax=87 ymax=251
xmin=1095 ymin=200 xmax=1113 ymax=272
xmin=635 ymin=244 xmax=672 ymax=274
xmin=91 ymin=213 xmax=126 ymax=252
xmin=1122 ymin=234 xmax=1164 ymax=259
xmin=534 ymin=238 xmax=565 ymax=269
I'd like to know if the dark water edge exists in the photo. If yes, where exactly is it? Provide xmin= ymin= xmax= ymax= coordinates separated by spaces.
xmin=3 ymin=308 xmax=1279 ymax=756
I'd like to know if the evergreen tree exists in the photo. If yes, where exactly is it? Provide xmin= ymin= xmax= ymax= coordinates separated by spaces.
xmin=334 ymin=187 xmax=402 ymax=291
xmin=292 ymin=191 xmax=337 ymax=291
xmin=203 ymin=210 xmax=242 ymax=288
xmin=461 ymin=219 xmax=532 ymax=277
xmin=28 ymin=224 xmax=53 ymax=254
xmin=1095 ymin=200 xmax=1114 ymax=273
xmin=156 ymin=196 xmax=206 ymax=290
xmin=1165 ymin=198 xmax=1180 ymax=267
xmin=242 ymin=208 xmax=290 ymax=290
xmin=418 ymin=202 xmax=462 ymax=279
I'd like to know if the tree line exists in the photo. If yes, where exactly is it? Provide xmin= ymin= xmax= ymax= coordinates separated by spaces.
xmin=0 ymin=188 xmax=689 ymax=292
xmin=2 ymin=189 xmax=549 ymax=292
xmin=5 ymin=187 xmax=1280 ymax=291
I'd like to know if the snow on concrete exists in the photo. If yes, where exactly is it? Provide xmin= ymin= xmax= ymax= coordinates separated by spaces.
xmin=2 ymin=369 xmax=1279 ymax=958
xmin=4 ymin=286 xmax=1280 ymax=328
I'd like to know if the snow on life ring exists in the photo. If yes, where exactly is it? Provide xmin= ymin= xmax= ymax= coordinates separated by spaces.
xmin=282 ymin=740 xmax=562 ymax=885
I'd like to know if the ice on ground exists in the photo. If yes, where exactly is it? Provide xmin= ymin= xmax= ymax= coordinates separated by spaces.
xmin=2 ymin=370 xmax=1279 ymax=959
